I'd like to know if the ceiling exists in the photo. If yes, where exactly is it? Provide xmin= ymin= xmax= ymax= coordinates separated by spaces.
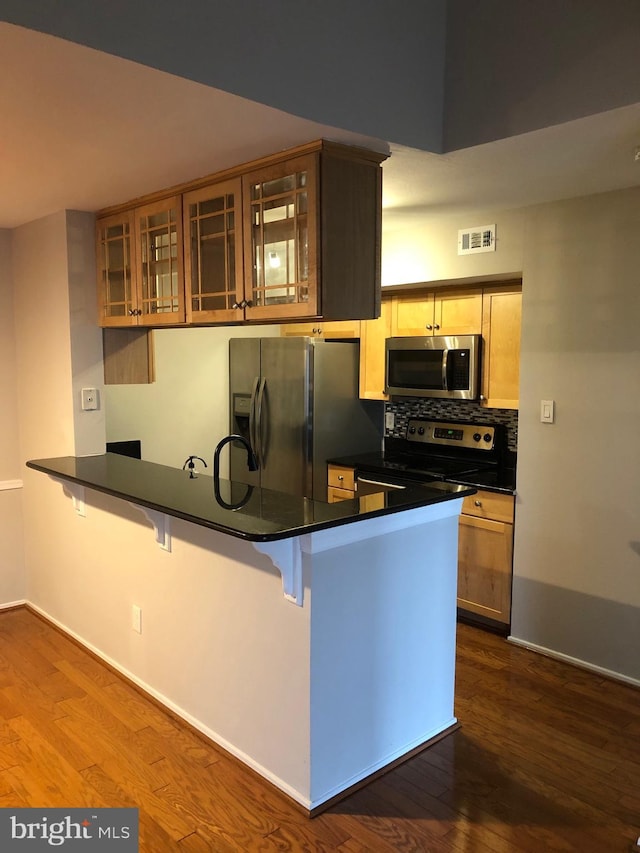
xmin=2 ymin=23 xmax=640 ymax=232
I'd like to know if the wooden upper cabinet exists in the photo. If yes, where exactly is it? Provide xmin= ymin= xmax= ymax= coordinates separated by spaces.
xmin=97 ymin=197 xmax=185 ymax=327
xmin=243 ymin=154 xmax=318 ymax=322
xmin=97 ymin=211 xmax=136 ymax=327
xmin=183 ymin=178 xmax=244 ymax=324
xmin=481 ymin=286 xmax=522 ymax=409
xmin=242 ymin=144 xmax=383 ymax=324
xmin=136 ymin=197 xmax=185 ymax=325
xmin=359 ymin=298 xmax=392 ymax=401
xmin=97 ymin=140 xmax=385 ymax=328
xmin=391 ymin=288 xmax=482 ymax=337
xmin=280 ymin=319 xmax=361 ymax=338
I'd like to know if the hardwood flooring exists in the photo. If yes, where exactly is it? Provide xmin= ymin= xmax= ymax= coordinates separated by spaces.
xmin=0 ymin=607 xmax=638 ymax=851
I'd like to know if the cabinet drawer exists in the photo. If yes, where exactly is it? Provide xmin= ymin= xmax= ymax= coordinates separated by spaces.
xmin=462 ymin=490 xmax=514 ymax=523
xmin=327 ymin=486 xmax=355 ymax=503
xmin=327 ymin=465 xmax=355 ymax=491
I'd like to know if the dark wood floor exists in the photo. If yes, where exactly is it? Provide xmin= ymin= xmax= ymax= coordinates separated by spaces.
xmin=0 ymin=607 xmax=638 ymax=852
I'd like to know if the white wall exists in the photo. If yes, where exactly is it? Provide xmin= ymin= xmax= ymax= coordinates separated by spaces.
xmin=104 ymin=324 xmax=280 ymax=473
xmin=381 ymin=206 xmax=525 ymax=286
xmin=0 ymin=229 xmax=25 ymax=603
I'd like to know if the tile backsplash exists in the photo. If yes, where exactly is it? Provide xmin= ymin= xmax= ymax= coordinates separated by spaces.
xmin=386 ymin=399 xmax=519 ymax=453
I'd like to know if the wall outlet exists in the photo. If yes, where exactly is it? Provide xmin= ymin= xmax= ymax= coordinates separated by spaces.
xmin=81 ymin=387 xmax=99 ymax=411
xmin=131 ymin=605 xmax=142 ymax=634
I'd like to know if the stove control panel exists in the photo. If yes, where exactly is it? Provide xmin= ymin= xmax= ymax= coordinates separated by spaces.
xmin=406 ymin=419 xmax=496 ymax=451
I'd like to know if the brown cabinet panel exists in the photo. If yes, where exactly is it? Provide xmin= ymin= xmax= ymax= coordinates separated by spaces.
xmin=281 ymin=319 xmax=361 ymax=339
xmin=327 ymin=464 xmax=356 ymax=491
xmin=359 ymin=299 xmax=391 ymax=400
xmin=391 ymin=288 xmax=482 ymax=337
xmin=183 ymin=178 xmax=244 ymax=324
xmin=482 ymin=286 xmax=522 ymax=409
xmin=96 ymin=211 xmax=136 ymax=327
xmin=327 ymin=485 xmax=355 ymax=503
xmin=461 ymin=490 xmax=515 ymax=524
xmin=98 ymin=198 xmax=185 ymax=327
xmin=458 ymin=515 xmax=513 ymax=625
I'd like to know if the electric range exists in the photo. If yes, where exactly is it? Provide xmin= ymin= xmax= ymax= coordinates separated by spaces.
xmin=332 ymin=418 xmax=514 ymax=493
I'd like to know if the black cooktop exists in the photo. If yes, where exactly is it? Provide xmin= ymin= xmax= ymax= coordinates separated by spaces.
xmin=330 ymin=418 xmax=516 ymax=494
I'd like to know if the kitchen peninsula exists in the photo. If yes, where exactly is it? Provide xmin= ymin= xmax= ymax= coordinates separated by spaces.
xmin=27 ymin=453 xmax=474 ymax=814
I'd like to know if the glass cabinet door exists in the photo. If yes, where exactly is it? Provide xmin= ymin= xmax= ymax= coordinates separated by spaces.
xmin=183 ymin=178 xmax=244 ymax=323
xmin=96 ymin=212 xmax=136 ymax=326
xmin=135 ymin=197 xmax=185 ymax=325
xmin=243 ymin=154 xmax=318 ymax=320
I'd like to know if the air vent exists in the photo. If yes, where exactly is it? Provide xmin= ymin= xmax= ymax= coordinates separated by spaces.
xmin=458 ymin=224 xmax=496 ymax=255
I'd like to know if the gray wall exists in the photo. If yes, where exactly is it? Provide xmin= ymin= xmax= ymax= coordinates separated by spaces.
xmin=513 ymin=186 xmax=640 ymax=681
xmin=444 ymin=0 xmax=640 ymax=150
xmin=0 ymin=0 xmax=447 ymax=152
xmin=379 ymin=186 xmax=640 ymax=683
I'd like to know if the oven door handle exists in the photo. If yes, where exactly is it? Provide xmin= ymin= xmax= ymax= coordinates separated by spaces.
xmin=357 ymin=477 xmax=406 ymax=491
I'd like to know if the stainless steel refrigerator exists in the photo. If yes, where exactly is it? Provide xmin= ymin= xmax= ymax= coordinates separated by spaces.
xmin=228 ymin=337 xmax=382 ymax=501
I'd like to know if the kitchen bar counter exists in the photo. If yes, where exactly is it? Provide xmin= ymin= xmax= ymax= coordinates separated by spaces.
xmin=26 ymin=451 xmax=472 ymax=814
xmin=26 ymin=453 xmax=475 ymax=541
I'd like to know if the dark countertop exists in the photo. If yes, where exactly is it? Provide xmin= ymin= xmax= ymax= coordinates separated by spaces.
xmin=26 ymin=453 xmax=476 ymax=543
xmin=329 ymin=451 xmax=517 ymax=496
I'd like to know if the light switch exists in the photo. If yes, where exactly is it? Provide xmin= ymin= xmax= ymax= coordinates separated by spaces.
xmin=540 ymin=399 xmax=555 ymax=423
xmin=81 ymin=387 xmax=99 ymax=411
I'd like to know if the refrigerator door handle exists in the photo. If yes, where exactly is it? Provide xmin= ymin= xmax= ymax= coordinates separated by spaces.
xmin=249 ymin=377 xmax=260 ymax=457
xmin=255 ymin=377 xmax=267 ymax=468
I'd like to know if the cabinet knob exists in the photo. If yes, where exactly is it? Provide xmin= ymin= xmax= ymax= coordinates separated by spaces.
xmin=426 ymin=324 xmax=433 ymax=330
xmin=433 ymin=323 xmax=440 ymax=330
xmin=338 ymin=475 xmax=344 ymax=481
xmin=474 ymin=500 xmax=482 ymax=507
xmin=317 ymin=327 xmax=322 ymax=334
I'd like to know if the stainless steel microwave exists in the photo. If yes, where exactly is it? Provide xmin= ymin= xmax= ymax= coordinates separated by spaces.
xmin=385 ymin=334 xmax=482 ymax=400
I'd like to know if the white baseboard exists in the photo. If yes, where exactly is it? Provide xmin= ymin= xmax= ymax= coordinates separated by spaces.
xmin=0 ymin=480 xmax=23 ymax=491
xmin=508 ymin=635 xmax=640 ymax=689
xmin=24 ymin=601 xmax=312 ymax=810
xmin=0 ymin=599 xmax=27 ymax=611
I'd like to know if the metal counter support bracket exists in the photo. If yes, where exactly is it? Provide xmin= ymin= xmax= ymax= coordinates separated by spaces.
xmin=49 ymin=476 xmax=86 ymax=517
xmin=128 ymin=504 xmax=172 ymax=552
xmin=252 ymin=538 xmax=304 ymax=606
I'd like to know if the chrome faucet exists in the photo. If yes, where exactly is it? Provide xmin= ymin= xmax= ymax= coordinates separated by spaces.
xmin=213 ymin=434 xmax=259 ymax=482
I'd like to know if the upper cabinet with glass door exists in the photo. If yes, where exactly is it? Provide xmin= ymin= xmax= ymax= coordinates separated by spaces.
xmin=242 ymin=154 xmax=317 ymax=322
xmin=97 ymin=197 xmax=185 ymax=327
xmin=96 ymin=211 xmax=136 ymax=326
xmin=242 ymin=143 xmax=385 ymax=324
xmin=97 ymin=140 xmax=386 ymax=328
xmin=183 ymin=178 xmax=244 ymax=324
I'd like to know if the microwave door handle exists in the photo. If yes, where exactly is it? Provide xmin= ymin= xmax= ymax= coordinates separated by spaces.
xmin=442 ymin=349 xmax=449 ymax=391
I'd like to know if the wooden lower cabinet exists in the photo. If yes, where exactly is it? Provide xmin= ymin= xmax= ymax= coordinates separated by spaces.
xmin=457 ymin=490 xmax=515 ymax=627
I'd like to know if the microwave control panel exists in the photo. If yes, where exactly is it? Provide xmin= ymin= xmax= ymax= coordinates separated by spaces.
xmin=406 ymin=419 xmax=496 ymax=451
